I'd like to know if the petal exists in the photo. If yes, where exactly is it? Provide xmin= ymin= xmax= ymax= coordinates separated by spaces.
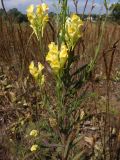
xmin=26 ymin=4 xmax=34 ymax=13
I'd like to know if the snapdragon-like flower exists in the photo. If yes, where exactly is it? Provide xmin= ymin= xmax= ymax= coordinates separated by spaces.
xmin=29 ymin=61 xmax=45 ymax=86
xmin=46 ymin=42 xmax=68 ymax=75
xmin=30 ymin=144 xmax=38 ymax=152
xmin=64 ymin=14 xmax=83 ymax=50
xmin=26 ymin=3 xmax=49 ymax=38
xmin=30 ymin=130 xmax=38 ymax=137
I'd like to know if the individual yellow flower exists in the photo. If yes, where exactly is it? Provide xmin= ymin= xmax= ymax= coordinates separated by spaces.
xmin=30 ymin=144 xmax=38 ymax=152
xmin=27 ymin=13 xmax=35 ymax=23
xmin=48 ymin=42 xmax=58 ymax=54
xmin=67 ymin=25 xmax=76 ymax=37
xmin=36 ymin=5 xmax=43 ymax=15
xmin=26 ymin=4 xmax=34 ymax=14
xmin=46 ymin=44 xmax=58 ymax=63
xmin=36 ymin=3 xmax=48 ymax=15
xmin=50 ymin=60 xmax=61 ymax=74
xmin=46 ymin=42 xmax=68 ymax=75
xmin=60 ymin=44 xmax=68 ymax=68
xmin=71 ymin=14 xmax=82 ymax=23
xmin=26 ymin=5 xmax=35 ymax=24
xmin=29 ymin=61 xmax=39 ymax=79
xmin=30 ymin=130 xmax=38 ymax=137
xmin=42 ymin=3 xmax=49 ymax=12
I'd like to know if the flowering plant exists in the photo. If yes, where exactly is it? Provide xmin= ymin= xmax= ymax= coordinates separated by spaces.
xmin=18 ymin=1 xmax=99 ymax=159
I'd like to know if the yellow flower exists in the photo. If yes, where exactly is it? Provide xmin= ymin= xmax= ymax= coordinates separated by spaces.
xmin=30 ymin=130 xmax=38 ymax=137
xmin=60 ymin=44 xmax=68 ymax=59
xmin=30 ymin=144 xmax=38 ymax=152
xmin=27 ymin=13 xmax=35 ymax=23
xmin=29 ymin=61 xmax=45 ymax=86
xmin=67 ymin=25 xmax=76 ymax=37
xmin=26 ymin=5 xmax=35 ymax=24
xmin=46 ymin=42 xmax=68 ymax=75
xmin=50 ymin=60 xmax=61 ymax=74
xmin=71 ymin=14 xmax=78 ymax=21
xmin=26 ymin=4 xmax=34 ymax=13
xmin=46 ymin=42 xmax=58 ymax=63
xmin=60 ymin=44 xmax=68 ymax=67
xmin=36 ymin=5 xmax=43 ymax=15
xmin=29 ymin=61 xmax=39 ymax=78
xmin=71 ymin=14 xmax=83 ymax=25
xmin=42 ymin=3 xmax=49 ymax=12
xmin=41 ymin=75 xmax=45 ymax=85
xmin=48 ymin=42 xmax=58 ymax=53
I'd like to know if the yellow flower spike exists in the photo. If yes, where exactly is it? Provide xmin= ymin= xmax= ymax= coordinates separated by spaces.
xmin=42 ymin=3 xmax=49 ymax=12
xmin=30 ymin=144 xmax=38 ymax=152
xmin=29 ymin=61 xmax=45 ymax=86
xmin=30 ymin=130 xmax=38 ymax=137
xmin=46 ymin=42 xmax=68 ymax=75
xmin=63 ymin=14 xmax=83 ymax=50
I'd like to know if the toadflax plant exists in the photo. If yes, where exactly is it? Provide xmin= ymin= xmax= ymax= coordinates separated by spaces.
xmin=14 ymin=1 xmax=100 ymax=160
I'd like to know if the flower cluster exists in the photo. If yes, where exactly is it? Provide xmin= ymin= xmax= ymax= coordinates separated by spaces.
xmin=29 ymin=61 xmax=45 ymax=86
xmin=65 ymin=14 xmax=83 ymax=50
xmin=46 ymin=42 xmax=68 ymax=75
xmin=26 ymin=3 xmax=49 ymax=38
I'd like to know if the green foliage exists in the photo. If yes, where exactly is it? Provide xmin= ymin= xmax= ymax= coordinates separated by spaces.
xmin=8 ymin=8 xmax=28 ymax=23
xmin=0 ymin=8 xmax=4 ymax=16
xmin=110 ymin=3 xmax=120 ymax=23
xmin=0 ymin=8 xmax=28 ymax=23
